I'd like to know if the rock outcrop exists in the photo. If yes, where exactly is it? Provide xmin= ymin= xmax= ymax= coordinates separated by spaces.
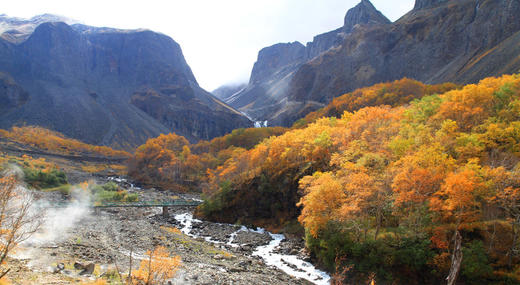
xmin=0 ymin=16 xmax=250 ymax=149
xmin=221 ymin=0 xmax=391 ymax=124
xmin=222 ymin=42 xmax=308 ymax=120
xmin=343 ymin=0 xmax=390 ymax=32
xmin=224 ymin=0 xmax=520 ymax=127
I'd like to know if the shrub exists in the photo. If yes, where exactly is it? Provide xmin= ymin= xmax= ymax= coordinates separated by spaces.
xmin=94 ymin=189 xmax=138 ymax=203
xmin=102 ymin=181 xmax=118 ymax=192
xmin=126 ymin=193 xmax=138 ymax=202
xmin=23 ymin=167 xmax=67 ymax=189
xmin=461 ymin=240 xmax=493 ymax=283
xmin=307 ymin=223 xmax=436 ymax=284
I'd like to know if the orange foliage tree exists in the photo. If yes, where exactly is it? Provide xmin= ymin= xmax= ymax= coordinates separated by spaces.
xmin=131 ymin=246 xmax=181 ymax=285
xmin=128 ymin=133 xmax=203 ymax=191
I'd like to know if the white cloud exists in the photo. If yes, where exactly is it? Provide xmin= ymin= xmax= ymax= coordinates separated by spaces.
xmin=0 ymin=0 xmax=414 ymax=91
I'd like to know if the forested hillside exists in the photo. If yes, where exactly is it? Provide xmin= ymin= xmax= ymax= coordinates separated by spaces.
xmin=129 ymin=74 xmax=520 ymax=283
xmin=128 ymin=126 xmax=287 ymax=192
xmin=0 ymin=126 xmax=130 ymax=158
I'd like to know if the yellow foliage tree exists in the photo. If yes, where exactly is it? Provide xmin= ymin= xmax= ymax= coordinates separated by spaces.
xmin=298 ymin=172 xmax=345 ymax=237
xmin=131 ymin=246 xmax=181 ymax=285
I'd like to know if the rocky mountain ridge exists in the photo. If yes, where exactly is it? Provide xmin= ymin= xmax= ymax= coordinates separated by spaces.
xmin=0 ymin=15 xmax=250 ymax=149
xmin=222 ymin=0 xmax=520 ymax=126
xmin=220 ymin=0 xmax=392 ymax=124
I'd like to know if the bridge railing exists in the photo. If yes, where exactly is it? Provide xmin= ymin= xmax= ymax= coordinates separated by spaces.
xmin=44 ymin=199 xmax=202 ymax=208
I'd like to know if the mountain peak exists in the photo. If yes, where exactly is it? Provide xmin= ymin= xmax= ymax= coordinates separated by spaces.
xmin=344 ymin=0 xmax=390 ymax=32
xmin=0 ymin=14 xmax=79 ymax=43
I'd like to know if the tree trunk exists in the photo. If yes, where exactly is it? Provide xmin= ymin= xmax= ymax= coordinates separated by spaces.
xmin=509 ymin=218 xmax=518 ymax=269
xmin=375 ymin=209 xmax=382 ymax=240
xmin=146 ymin=250 xmax=153 ymax=285
xmin=162 ymin=206 xmax=169 ymax=218
xmin=488 ymin=221 xmax=496 ymax=253
xmin=127 ymin=248 xmax=133 ymax=284
xmin=447 ymin=230 xmax=463 ymax=285
xmin=114 ymin=257 xmax=123 ymax=282
xmin=0 ymin=268 xmax=11 ymax=279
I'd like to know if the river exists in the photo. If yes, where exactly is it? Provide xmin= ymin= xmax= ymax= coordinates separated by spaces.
xmin=174 ymin=213 xmax=331 ymax=285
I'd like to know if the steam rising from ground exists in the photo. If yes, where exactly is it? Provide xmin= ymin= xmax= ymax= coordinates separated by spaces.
xmin=0 ymin=165 xmax=92 ymax=247
xmin=25 ymin=186 xmax=92 ymax=246
xmin=8 ymin=174 xmax=94 ymax=271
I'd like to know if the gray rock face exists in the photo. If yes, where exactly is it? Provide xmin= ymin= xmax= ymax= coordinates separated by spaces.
xmin=305 ymin=28 xmax=345 ymax=60
xmin=281 ymin=0 xmax=520 ymax=126
xmin=0 ymin=72 xmax=28 ymax=113
xmin=223 ymin=0 xmax=391 ymax=123
xmin=0 ymin=16 xmax=250 ymax=149
xmin=249 ymin=42 xmax=306 ymax=84
xmin=343 ymin=0 xmax=390 ymax=32
xmin=413 ymin=0 xmax=451 ymax=10
xmin=224 ymin=42 xmax=307 ymax=119
xmin=225 ymin=0 xmax=520 ymax=127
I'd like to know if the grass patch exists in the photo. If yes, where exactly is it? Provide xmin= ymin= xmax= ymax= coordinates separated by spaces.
xmin=43 ymin=184 xmax=72 ymax=195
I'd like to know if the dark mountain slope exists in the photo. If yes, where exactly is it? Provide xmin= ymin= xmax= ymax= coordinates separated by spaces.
xmin=0 ymin=18 xmax=250 ymax=149
xmin=225 ymin=0 xmax=520 ymax=127
xmin=280 ymin=0 xmax=520 ymax=125
xmin=221 ymin=0 xmax=391 ymax=125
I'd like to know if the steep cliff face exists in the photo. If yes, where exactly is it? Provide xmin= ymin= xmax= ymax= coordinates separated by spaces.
xmin=343 ymin=0 xmax=390 ymax=32
xmin=223 ymin=0 xmax=389 ymax=123
xmin=223 ymin=42 xmax=306 ymax=119
xmin=249 ymin=42 xmax=306 ymax=85
xmin=0 ymin=17 xmax=250 ymax=149
xmin=280 ymin=0 xmax=520 ymax=125
xmin=226 ymin=0 xmax=520 ymax=127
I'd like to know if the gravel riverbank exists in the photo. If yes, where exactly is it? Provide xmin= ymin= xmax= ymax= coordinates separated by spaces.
xmin=7 ymin=178 xmax=328 ymax=284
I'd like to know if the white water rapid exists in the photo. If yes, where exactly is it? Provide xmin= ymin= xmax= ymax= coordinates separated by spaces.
xmin=174 ymin=213 xmax=330 ymax=285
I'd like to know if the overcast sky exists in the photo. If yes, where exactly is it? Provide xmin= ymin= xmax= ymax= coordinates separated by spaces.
xmin=2 ymin=0 xmax=415 ymax=91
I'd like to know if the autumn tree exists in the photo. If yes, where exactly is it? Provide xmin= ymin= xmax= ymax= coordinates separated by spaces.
xmin=298 ymin=172 xmax=345 ymax=237
xmin=430 ymin=164 xmax=485 ymax=226
xmin=486 ymin=167 xmax=520 ymax=267
xmin=0 ymin=170 xmax=42 ymax=279
xmin=128 ymin=133 xmax=203 ymax=191
xmin=131 ymin=246 xmax=181 ymax=285
xmin=391 ymin=144 xmax=455 ymax=235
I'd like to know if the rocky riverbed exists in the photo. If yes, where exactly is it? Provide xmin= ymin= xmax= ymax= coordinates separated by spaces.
xmin=7 ymin=177 xmax=330 ymax=284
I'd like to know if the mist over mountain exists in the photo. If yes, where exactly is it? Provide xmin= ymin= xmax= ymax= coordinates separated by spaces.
xmin=0 ymin=15 xmax=250 ymax=149
xmin=221 ymin=0 xmax=520 ymax=126
xmin=212 ymin=83 xmax=247 ymax=103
